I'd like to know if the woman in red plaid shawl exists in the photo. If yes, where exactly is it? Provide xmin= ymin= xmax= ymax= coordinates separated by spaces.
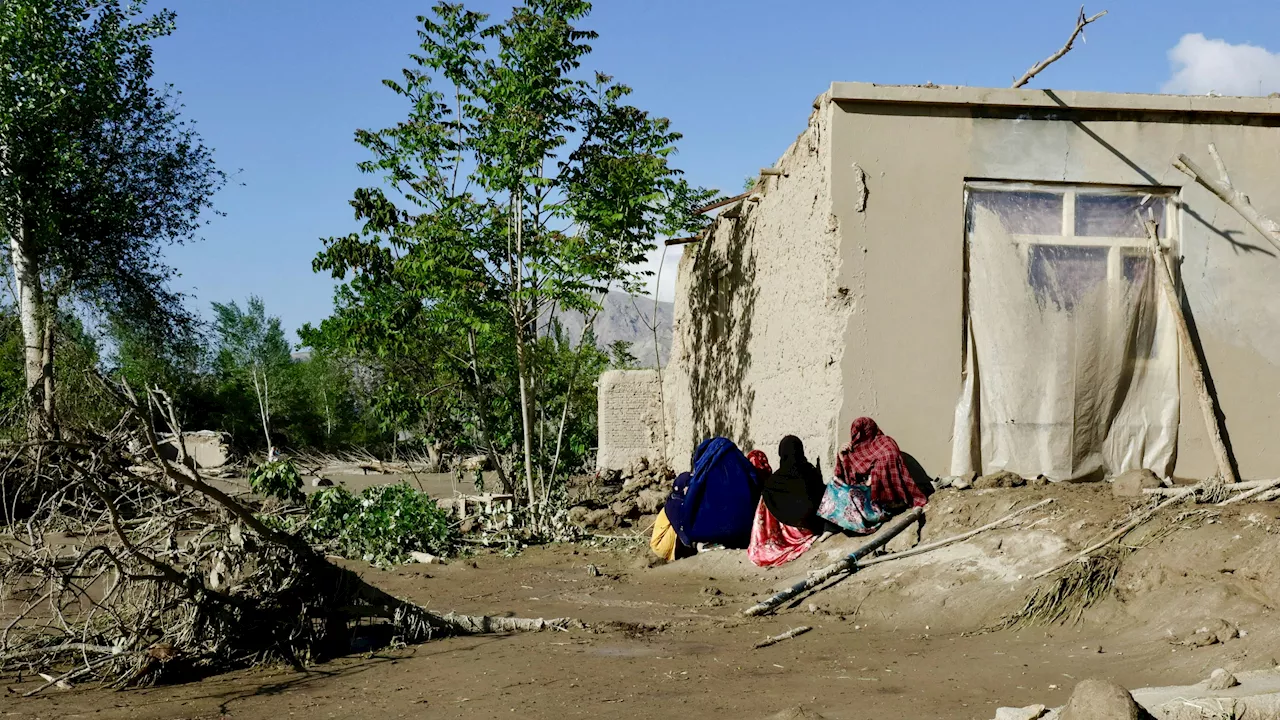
xmin=818 ymin=417 xmax=926 ymax=534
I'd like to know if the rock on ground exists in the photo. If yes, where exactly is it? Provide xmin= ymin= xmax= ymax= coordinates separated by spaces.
xmin=994 ymin=705 xmax=1047 ymax=720
xmin=1111 ymin=469 xmax=1163 ymax=497
xmin=1057 ymin=678 xmax=1155 ymax=720
xmin=975 ymin=470 xmax=1026 ymax=489
xmin=637 ymin=488 xmax=667 ymax=514
xmin=1206 ymin=668 xmax=1240 ymax=690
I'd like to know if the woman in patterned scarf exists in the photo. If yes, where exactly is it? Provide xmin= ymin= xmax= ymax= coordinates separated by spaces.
xmin=819 ymin=417 xmax=926 ymax=535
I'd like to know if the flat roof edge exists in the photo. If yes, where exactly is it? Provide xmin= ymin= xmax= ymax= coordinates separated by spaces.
xmin=828 ymin=82 xmax=1280 ymax=116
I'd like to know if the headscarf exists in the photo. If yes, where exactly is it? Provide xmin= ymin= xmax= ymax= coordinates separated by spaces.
xmin=833 ymin=417 xmax=927 ymax=512
xmin=763 ymin=435 xmax=827 ymax=529
xmin=668 ymin=437 xmax=761 ymax=548
xmin=746 ymin=450 xmax=772 ymax=476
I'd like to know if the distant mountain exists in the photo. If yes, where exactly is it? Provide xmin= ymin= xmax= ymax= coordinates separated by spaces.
xmin=543 ymin=291 xmax=673 ymax=367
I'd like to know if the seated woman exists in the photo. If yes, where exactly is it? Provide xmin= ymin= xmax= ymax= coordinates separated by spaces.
xmin=748 ymin=436 xmax=830 ymax=567
xmin=651 ymin=471 xmax=693 ymax=561
xmin=819 ymin=417 xmax=926 ymax=536
xmin=664 ymin=437 xmax=761 ymax=550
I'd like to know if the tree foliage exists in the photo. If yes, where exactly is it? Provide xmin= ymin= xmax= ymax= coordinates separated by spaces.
xmin=310 ymin=0 xmax=715 ymax=522
xmin=0 ymin=0 xmax=224 ymax=438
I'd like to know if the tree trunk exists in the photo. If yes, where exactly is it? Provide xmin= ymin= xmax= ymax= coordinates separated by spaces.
xmin=251 ymin=364 xmax=272 ymax=451
xmin=466 ymin=328 xmax=512 ymax=494
xmin=8 ymin=224 xmax=49 ymax=439
xmin=512 ymin=190 xmax=536 ymax=510
xmin=40 ymin=298 xmax=57 ymax=440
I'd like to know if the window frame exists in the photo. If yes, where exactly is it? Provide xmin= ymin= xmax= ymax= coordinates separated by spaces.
xmin=964 ymin=180 xmax=1180 ymax=363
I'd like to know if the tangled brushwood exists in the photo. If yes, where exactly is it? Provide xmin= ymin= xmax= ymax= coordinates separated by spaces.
xmin=0 ymin=379 xmax=575 ymax=695
xmin=1000 ymin=546 xmax=1129 ymax=629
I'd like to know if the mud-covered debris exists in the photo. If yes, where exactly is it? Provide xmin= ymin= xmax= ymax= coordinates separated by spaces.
xmin=1057 ymin=678 xmax=1155 ymax=720
xmin=975 ymin=471 xmax=1026 ymax=489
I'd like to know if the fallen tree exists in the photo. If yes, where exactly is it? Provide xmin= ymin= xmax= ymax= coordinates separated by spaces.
xmin=0 ymin=378 xmax=575 ymax=694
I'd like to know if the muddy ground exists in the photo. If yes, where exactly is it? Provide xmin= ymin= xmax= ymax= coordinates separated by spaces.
xmin=5 ymin=484 xmax=1280 ymax=719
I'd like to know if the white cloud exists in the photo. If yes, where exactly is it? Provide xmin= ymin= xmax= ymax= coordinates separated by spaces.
xmin=1162 ymin=33 xmax=1280 ymax=96
xmin=629 ymin=243 xmax=684 ymax=303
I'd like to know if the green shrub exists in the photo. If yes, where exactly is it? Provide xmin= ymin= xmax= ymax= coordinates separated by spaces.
xmin=305 ymin=483 xmax=455 ymax=565
xmin=248 ymin=458 xmax=305 ymax=505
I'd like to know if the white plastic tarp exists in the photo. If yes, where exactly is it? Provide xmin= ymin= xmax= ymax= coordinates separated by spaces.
xmin=950 ymin=183 xmax=1179 ymax=482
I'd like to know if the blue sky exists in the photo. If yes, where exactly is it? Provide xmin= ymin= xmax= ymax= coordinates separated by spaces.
xmin=149 ymin=0 xmax=1280 ymax=344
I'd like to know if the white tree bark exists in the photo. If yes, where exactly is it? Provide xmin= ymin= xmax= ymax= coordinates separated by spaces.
xmin=8 ymin=224 xmax=48 ymax=436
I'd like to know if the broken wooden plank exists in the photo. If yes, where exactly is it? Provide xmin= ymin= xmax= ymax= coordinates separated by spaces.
xmin=664 ymin=235 xmax=703 ymax=246
xmin=1142 ymin=218 xmax=1237 ymax=485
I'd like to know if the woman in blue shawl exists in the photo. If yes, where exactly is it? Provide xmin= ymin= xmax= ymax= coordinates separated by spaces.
xmin=665 ymin=438 xmax=761 ymax=549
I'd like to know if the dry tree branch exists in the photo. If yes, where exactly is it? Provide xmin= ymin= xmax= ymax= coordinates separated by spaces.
xmin=1012 ymin=6 xmax=1108 ymax=89
xmin=0 ymin=376 xmax=583 ymax=694
xmin=1174 ymin=144 xmax=1280 ymax=253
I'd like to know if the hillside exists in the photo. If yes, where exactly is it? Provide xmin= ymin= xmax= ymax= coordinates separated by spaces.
xmin=543 ymin=291 xmax=673 ymax=367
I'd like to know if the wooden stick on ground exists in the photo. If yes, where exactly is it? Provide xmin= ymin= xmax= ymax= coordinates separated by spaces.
xmin=742 ymin=508 xmax=924 ymax=617
xmin=1218 ymin=477 xmax=1280 ymax=506
xmin=1012 ymin=7 xmax=1109 ymax=88
xmin=1032 ymin=482 xmax=1203 ymax=579
xmin=859 ymin=498 xmax=1055 ymax=568
xmin=1173 ymin=145 xmax=1280 ymax=254
xmin=1143 ymin=480 xmax=1269 ymax=497
xmin=753 ymin=626 xmax=811 ymax=649
xmin=1142 ymin=218 xmax=1238 ymax=485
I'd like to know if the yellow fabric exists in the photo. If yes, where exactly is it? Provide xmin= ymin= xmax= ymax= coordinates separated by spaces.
xmin=650 ymin=508 xmax=677 ymax=561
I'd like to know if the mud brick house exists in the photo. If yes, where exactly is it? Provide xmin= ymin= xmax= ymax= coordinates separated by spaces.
xmin=599 ymin=83 xmax=1280 ymax=483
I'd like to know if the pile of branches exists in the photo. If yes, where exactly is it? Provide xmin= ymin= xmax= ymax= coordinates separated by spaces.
xmin=0 ymin=379 xmax=573 ymax=695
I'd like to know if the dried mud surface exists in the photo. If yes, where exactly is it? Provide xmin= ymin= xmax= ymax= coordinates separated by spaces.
xmin=5 ymin=485 xmax=1280 ymax=720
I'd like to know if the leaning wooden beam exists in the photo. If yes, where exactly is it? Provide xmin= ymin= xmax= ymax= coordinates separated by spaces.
xmin=1143 ymin=218 xmax=1238 ymax=485
xmin=692 ymin=191 xmax=751 ymax=215
xmin=753 ymin=626 xmax=811 ymax=649
xmin=1012 ymin=7 xmax=1109 ymax=89
xmin=664 ymin=235 xmax=703 ymax=246
xmin=741 ymin=507 xmax=924 ymax=617
xmin=1218 ymin=477 xmax=1280 ymax=506
xmin=1032 ymin=481 xmax=1204 ymax=579
xmin=858 ymin=498 xmax=1055 ymax=568
xmin=1174 ymin=146 xmax=1280 ymax=254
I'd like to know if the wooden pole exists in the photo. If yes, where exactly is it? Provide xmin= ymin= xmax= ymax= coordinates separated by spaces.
xmin=753 ymin=625 xmax=811 ymax=649
xmin=1173 ymin=147 xmax=1280 ymax=254
xmin=1142 ymin=218 xmax=1237 ymax=485
xmin=1032 ymin=482 xmax=1203 ymax=579
xmin=858 ymin=498 xmax=1054 ymax=568
xmin=1218 ymin=477 xmax=1280 ymax=506
xmin=741 ymin=507 xmax=923 ymax=617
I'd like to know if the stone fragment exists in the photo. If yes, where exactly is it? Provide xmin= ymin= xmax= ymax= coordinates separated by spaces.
xmin=1206 ymin=668 xmax=1239 ymax=691
xmin=1111 ymin=469 xmax=1162 ymax=497
xmin=1057 ymin=678 xmax=1156 ymax=720
xmin=975 ymin=470 xmax=1027 ymax=489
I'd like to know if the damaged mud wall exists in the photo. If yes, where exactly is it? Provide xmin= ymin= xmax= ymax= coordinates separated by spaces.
xmin=827 ymin=83 xmax=1280 ymax=480
xmin=662 ymin=97 xmax=853 ymax=471
xmin=596 ymin=370 xmax=665 ymax=471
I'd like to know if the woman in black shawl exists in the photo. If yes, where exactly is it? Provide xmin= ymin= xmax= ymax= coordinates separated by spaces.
xmin=748 ymin=436 xmax=831 ymax=567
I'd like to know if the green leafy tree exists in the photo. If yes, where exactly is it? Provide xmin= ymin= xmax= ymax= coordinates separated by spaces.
xmin=212 ymin=297 xmax=296 ymax=450
xmin=312 ymin=1 xmax=714 ymax=517
xmin=0 ymin=0 xmax=224 ymax=439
